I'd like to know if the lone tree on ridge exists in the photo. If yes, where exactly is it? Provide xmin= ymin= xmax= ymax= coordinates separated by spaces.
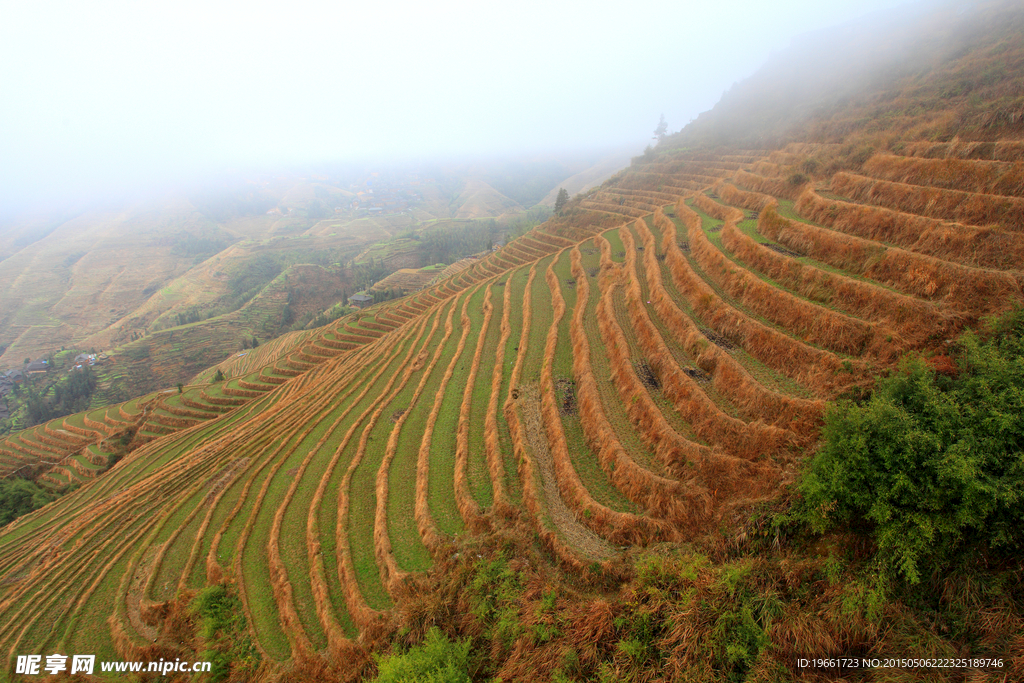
xmin=654 ymin=113 xmax=668 ymax=141
xmin=554 ymin=187 xmax=570 ymax=213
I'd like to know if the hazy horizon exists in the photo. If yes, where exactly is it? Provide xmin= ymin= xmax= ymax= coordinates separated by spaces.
xmin=2 ymin=0 xmax=919 ymax=213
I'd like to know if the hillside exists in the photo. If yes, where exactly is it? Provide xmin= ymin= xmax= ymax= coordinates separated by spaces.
xmin=0 ymin=184 xmax=364 ymax=368
xmin=666 ymin=0 xmax=1024 ymax=150
xmin=0 ymin=1 xmax=1023 ymax=681
xmin=0 ymin=165 xmax=579 ymax=371
xmin=88 ymin=264 xmax=350 ymax=405
xmin=0 ymin=197 xmax=225 ymax=365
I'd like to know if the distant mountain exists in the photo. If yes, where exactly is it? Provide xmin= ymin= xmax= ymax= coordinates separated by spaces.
xmin=450 ymin=179 xmax=521 ymax=218
xmin=538 ymin=146 xmax=635 ymax=207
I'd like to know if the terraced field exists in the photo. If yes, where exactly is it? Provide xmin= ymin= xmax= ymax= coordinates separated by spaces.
xmin=0 ymin=139 xmax=1021 ymax=673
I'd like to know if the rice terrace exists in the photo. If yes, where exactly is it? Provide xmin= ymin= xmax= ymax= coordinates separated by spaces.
xmin=1 ymin=0 xmax=1023 ymax=681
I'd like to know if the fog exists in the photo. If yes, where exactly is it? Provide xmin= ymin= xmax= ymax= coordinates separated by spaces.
xmin=2 ymin=0 xmax=914 ymax=212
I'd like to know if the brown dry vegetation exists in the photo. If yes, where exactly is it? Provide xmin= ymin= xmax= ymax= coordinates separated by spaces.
xmin=413 ymin=299 xmax=462 ymax=552
xmin=483 ymin=278 xmax=512 ymax=512
xmin=375 ymin=301 xmax=457 ymax=594
xmin=683 ymin=201 xmax=884 ymax=361
xmin=863 ymin=153 xmax=1024 ymax=195
xmin=832 ymin=171 xmax=1024 ymax=229
xmin=795 ymin=189 xmax=1024 ymax=302
xmin=502 ymin=266 xmax=599 ymax=572
xmin=719 ymin=217 xmax=948 ymax=345
xmin=570 ymin=245 xmax=710 ymax=531
xmin=540 ymin=259 xmax=670 ymax=543
xmin=663 ymin=201 xmax=855 ymax=395
xmin=616 ymin=224 xmax=795 ymax=459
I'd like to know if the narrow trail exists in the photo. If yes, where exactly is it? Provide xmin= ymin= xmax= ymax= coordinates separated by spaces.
xmin=517 ymin=385 xmax=615 ymax=562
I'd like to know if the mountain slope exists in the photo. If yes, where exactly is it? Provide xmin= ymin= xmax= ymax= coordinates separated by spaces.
xmin=1 ymin=1 xmax=1023 ymax=680
xmin=668 ymin=0 xmax=1024 ymax=150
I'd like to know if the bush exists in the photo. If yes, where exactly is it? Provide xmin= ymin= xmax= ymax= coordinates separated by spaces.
xmin=372 ymin=627 xmax=471 ymax=683
xmin=797 ymin=308 xmax=1024 ymax=584
xmin=0 ymin=478 xmax=54 ymax=526
xmin=191 ymin=584 xmax=258 ymax=681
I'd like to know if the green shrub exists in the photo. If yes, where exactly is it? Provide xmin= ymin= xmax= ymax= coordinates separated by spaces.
xmin=191 ymin=585 xmax=258 ymax=682
xmin=797 ymin=308 xmax=1024 ymax=584
xmin=372 ymin=627 xmax=471 ymax=683
xmin=466 ymin=555 xmax=524 ymax=651
xmin=0 ymin=478 xmax=54 ymax=526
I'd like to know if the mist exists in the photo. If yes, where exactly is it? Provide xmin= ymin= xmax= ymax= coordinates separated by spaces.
xmin=1 ymin=0 xmax=916 ymax=213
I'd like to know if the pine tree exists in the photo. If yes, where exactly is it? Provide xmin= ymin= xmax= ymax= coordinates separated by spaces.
xmin=554 ymin=188 xmax=570 ymax=213
xmin=654 ymin=114 xmax=668 ymax=141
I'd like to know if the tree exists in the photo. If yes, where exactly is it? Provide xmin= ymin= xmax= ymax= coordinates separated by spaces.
xmin=654 ymin=113 xmax=668 ymax=141
xmin=213 ymin=369 xmax=224 ymax=382
xmin=554 ymin=187 xmax=570 ymax=213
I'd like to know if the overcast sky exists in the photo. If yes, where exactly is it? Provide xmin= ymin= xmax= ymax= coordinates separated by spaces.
xmin=1 ymin=0 xmax=918 ymax=211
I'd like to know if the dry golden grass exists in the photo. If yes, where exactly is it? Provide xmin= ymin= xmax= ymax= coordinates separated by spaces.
xmin=335 ymin=315 xmax=436 ymax=631
xmin=667 ymin=200 xmax=856 ymax=395
xmin=796 ymin=189 xmax=1024 ymax=309
xmin=902 ymin=138 xmax=1024 ymax=162
xmin=643 ymin=212 xmax=823 ymax=435
xmin=453 ymin=285 xmax=492 ymax=532
xmin=686 ymin=201 xmax=885 ymax=360
xmin=483 ymin=278 xmax=512 ymax=512
xmin=595 ymin=237 xmax=782 ymax=510
xmin=720 ymin=219 xmax=951 ymax=346
xmin=541 ymin=258 xmax=670 ymax=542
xmin=618 ymin=224 xmax=796 ymax=459
xmin=502 ymin=265 xmax=597 ymax=572
xmin=863 ymin=153 xmax=1024 ymax=197
xmin=832 ymin=171 xmax=1024 ymax=229
xmin=733 ymin=170 xmax=808 ymax=200
xmin=411 ymin=298 xmax=461 ymax=553
xmin=376 ymin=301 xmax=458 ymax=594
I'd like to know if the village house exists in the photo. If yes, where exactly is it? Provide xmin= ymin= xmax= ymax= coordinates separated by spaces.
xmin=348 ymin=292 xmax=373 ymax=308
xmin=25 ymin=359 xmax=48 ymax=374
xmin=2 ymin=369 xmax=24 ymax=384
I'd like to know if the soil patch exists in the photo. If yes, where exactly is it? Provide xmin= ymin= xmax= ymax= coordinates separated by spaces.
xmin=764 ymin=243 xmax=803 ymax=258
xmin=699 ymin=327 xmax=735 ymax=350
xmin=683 ymin=366 xmax=711 ymax=383
xmin=555 ymin=378 xmax=577 ymax=417
xmin=632 ymin=361 xmax=659 ymax=390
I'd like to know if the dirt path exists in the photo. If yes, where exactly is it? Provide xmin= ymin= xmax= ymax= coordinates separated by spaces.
xmin=126 ymin=547 xmax=161 ymax=643
xmin=518 ymin=385 xmax=615 ymax=562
